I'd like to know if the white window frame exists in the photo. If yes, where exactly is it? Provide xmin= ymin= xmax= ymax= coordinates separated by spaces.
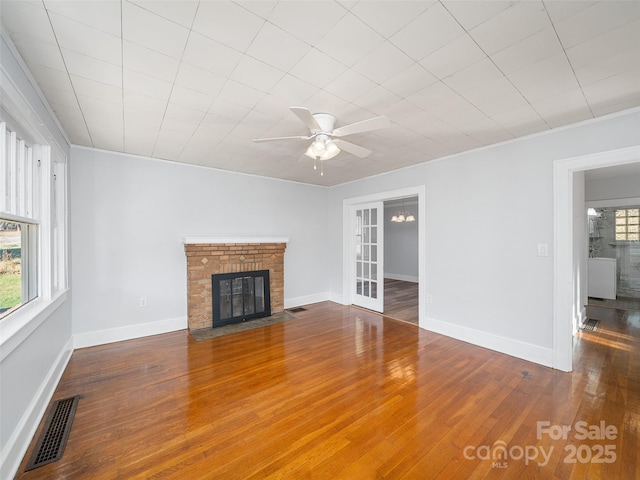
xmin=0 ymin=66 xmax=69 ymax=361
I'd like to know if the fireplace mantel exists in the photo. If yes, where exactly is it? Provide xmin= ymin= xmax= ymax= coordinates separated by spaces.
xmin=183 ymin=237 xmax=290 ymax=245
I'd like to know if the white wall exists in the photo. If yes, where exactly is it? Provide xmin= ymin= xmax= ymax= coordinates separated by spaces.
xmin=384 ymin=202 xmax=418 ymax=281
xmin=328 ymin=108 xmax=640 ymax=366
xmin=70 ymin=147 xmax=329 ymax=344
xmin=0 ymin=32 xmax=72 ymax=479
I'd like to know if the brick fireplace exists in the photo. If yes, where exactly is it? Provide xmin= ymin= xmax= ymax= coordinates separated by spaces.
xmin=183 ymin=237 xmax=288 ymax=331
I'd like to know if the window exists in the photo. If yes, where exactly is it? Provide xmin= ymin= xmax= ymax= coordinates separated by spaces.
xmin=615 ymin=209 xmax=640 ymax=241
xmin=0 ymin=117 xmax=67 ymax=320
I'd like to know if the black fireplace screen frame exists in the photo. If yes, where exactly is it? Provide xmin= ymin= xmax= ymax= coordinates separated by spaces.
xmin=211 ymin=270 xmax=271 ymax=327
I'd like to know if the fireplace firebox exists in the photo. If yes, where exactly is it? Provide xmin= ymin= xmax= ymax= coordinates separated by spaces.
xmin=211 ymin=270 xmax=271 ymax=327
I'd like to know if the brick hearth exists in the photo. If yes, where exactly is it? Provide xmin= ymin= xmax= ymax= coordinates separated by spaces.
xmin=183 ymin=238 xmax=288 ymax=331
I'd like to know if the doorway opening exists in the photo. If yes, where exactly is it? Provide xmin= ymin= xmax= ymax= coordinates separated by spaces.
xmin=553 ymin=146 xmax=640 ymax=372
xmin=343 ymin=186 xmax=426 ymax=328
xmin=383 ymin=197 xmax=419 ymax=324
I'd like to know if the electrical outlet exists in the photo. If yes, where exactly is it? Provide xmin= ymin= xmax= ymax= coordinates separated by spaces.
xmin=538 ymin=244 xmax=549 ymax=256
xmin=139 ymin=297 xmax=147 ymax=307
xmin=427 ymin=294 xmax=433 ymax=304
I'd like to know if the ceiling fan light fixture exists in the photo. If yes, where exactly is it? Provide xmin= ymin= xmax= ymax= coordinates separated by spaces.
xmin=405 ymin=213 xmax=415 ymax=222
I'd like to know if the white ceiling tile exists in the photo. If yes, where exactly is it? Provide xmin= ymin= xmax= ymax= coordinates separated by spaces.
xmin=490 ymin=104 xmax=549 ymax=136
xmin=78 ymin=95 xmax=122 ymax=121
xmin=169 ymin=85 xmax=215 ymax=113
xmin=252 ymin=95 xmax=293 ymax=119
xmin=442 ymin=106 xmax=490 ymax=129
xmin=350 ymin=1 xmax=432 ymax=38
xmin=382 ymin=64 xmax=438 ymax=99
xmin=62 ymin=49 xmax=122 ymax=87
xmin=231 ymin=55 xmax=286 ymax=92
xmin=420 ymin=34 xmax=486 ymax=80
xmin=124 ymin=133 xmax=156 ymax=158
xmin=200 ymin=112 xmax=235 ymax=136
xmin=507 ymin=52 xmax=581 ymax=103
xmin=325 ymin=69 xmax=378 ymax=102
xmin=90 ymin=127 xmax=124 ymax=152
xmin=163 ymin=102 xmax=205 ymax=129
xmin=406 ymin=81 xmax=472 ymax=117
xmin=207 ymin=99 xmax=250 ymax=122
xmin=443 ymin=58 xmax=505 ymax=96
xmin=354 ymin=86 xmax=402 ymax=115
xmin=574 ymin=47 xmax=640 ymax=87
xmin=218 ymin=79 xmax=266 ymax=110
xmin=469 ymin=1 xmax=551 ymax=56
xmin=457 ymin=76 xmax=520 ymax=108
xmin=1 ymin=1 xmax=56 ymax=43
xmin=247 ymin=23 xmax=311 ymax=72
xmin=462 ymin=118 xmax=514 ymax=145
xmin=289 ymin=49 xmax=348 ymax=88
xmin=269 ymin=74 xmax=319 ymax=105
xmin=353 ymin=41 xmax=414 ymax=84
xmin=193 ymin=1 xmax=264 ymax=52
xmin=129 ymin=0 xmax=199 ymax=28
xmin=72 ymin=75 xmax=122 ymax=104
xmin=566 ymin=19 xmax=640 ymax=71
xmin=29 ymin=65 xmax=73 ymax=95
xmin=122 ymin=2 xmax=190 ymax=59
xmin=49 ymin=12 xmax=122 ymax=65
xmin=544 ymin=1 xmax=597 ymax=23
xmin=182 ymin=32 xmax=243 ymax=77
xmin=315 ymin=12 xmax=385 ymax=66
xmin=440 ymin=0 xmax=515 ymax=30
xmin=390 ymin=2 xmax=465 ymax=61
xmin=475 ymin=90 xmax=530 ymax=117
xmin=123 ymin=41 xmax=180 ymax=83
xmin=240 ymin=1 xmax=277 ymax=20
xmin=304 ymin=90 xmax=351 ymax=117
xmin=267 ymin=1 xmax=345 ymax=45
xmin=153 ymin=128 xmax=191 ymax=160
xmin=554 ymin=1 xmax=640 ymax=49
xmin=44 ymin=0 xmax=121 ymax=36
xmin=490 ymin=28 xmax=564 ymax=75
xmin=124 ymin=108 xmax=163 ymax=131
xmin=582 ymin=71 xmax=640 ymax=112
xmin=531 ymin=89 xmax=593 ymax=128
xmin=174 ymin=63 xmax=227 ymax=97
xmin=123 ymin=68 xmax=172 ymax=101
xmin=11 ymin=34 xmax=66 ymax=72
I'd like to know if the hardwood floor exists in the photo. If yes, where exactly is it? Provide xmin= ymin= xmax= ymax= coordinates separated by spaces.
xmin=15 ymin=302 xmax=638 ymax=479
xmin=384 ymin=278 xmax=418 ymax=325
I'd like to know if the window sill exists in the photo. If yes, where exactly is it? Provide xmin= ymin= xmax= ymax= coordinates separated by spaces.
xmin=0 ymin=290 xmax=68 ymax=362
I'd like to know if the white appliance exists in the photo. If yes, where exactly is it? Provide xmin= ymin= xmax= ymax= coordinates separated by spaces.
xmin=588 ymin=258 xmax=617 ymax=300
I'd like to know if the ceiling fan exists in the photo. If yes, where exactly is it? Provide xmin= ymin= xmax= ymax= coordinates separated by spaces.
xmin=253 ymin=107 xmax=390 ymax=175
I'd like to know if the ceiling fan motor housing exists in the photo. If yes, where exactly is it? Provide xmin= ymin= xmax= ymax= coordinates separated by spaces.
xmin=312 ymin=113 xmax=336 ymax=134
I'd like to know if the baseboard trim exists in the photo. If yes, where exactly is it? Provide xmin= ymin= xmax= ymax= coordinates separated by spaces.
xmin=0 ymin=336 xmax=73 ymax=480
xmin=384 ymin=273 xmax=419 ymax=283
xmin=425 ymin=316 xmax=554 ymax=368
xmin=73 ymin=316 xmax=187 ymax=349
xmin=285 ymin=292 xmax=332 ymax=309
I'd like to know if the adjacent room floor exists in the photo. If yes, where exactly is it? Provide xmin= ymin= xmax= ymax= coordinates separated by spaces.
xmin=15 ymin=301 xmax=638 ymax=479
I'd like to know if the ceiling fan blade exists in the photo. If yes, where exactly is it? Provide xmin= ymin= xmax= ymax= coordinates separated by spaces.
xmin=290 ymin=106 xmax=322 ymax=133
xmin=332 ymin=115 xmax=390 ymax=137
xmin=333 ymin=139 xmax=371 ymax=158
xmin=253 ymin=135 xmax=313 ymax=143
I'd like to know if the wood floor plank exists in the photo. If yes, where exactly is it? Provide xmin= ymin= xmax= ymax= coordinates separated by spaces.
xmin=14 ymin=302 xmax=639 ymax=479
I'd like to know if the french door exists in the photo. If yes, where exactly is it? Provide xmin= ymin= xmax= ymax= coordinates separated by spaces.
xmin=351 ymin=202 xmax=384 ymax=312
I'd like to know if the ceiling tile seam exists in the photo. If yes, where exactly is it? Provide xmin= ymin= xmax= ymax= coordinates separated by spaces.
xmin=541 ymin=0 xmax=594 ymax=119
xmin=126 ymin=0 xmax=198 ymax=31
xmin=438 ymin=0 xmax=552 ymax=131
xmin=41 ymin=0 xmax=94 ymax=148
